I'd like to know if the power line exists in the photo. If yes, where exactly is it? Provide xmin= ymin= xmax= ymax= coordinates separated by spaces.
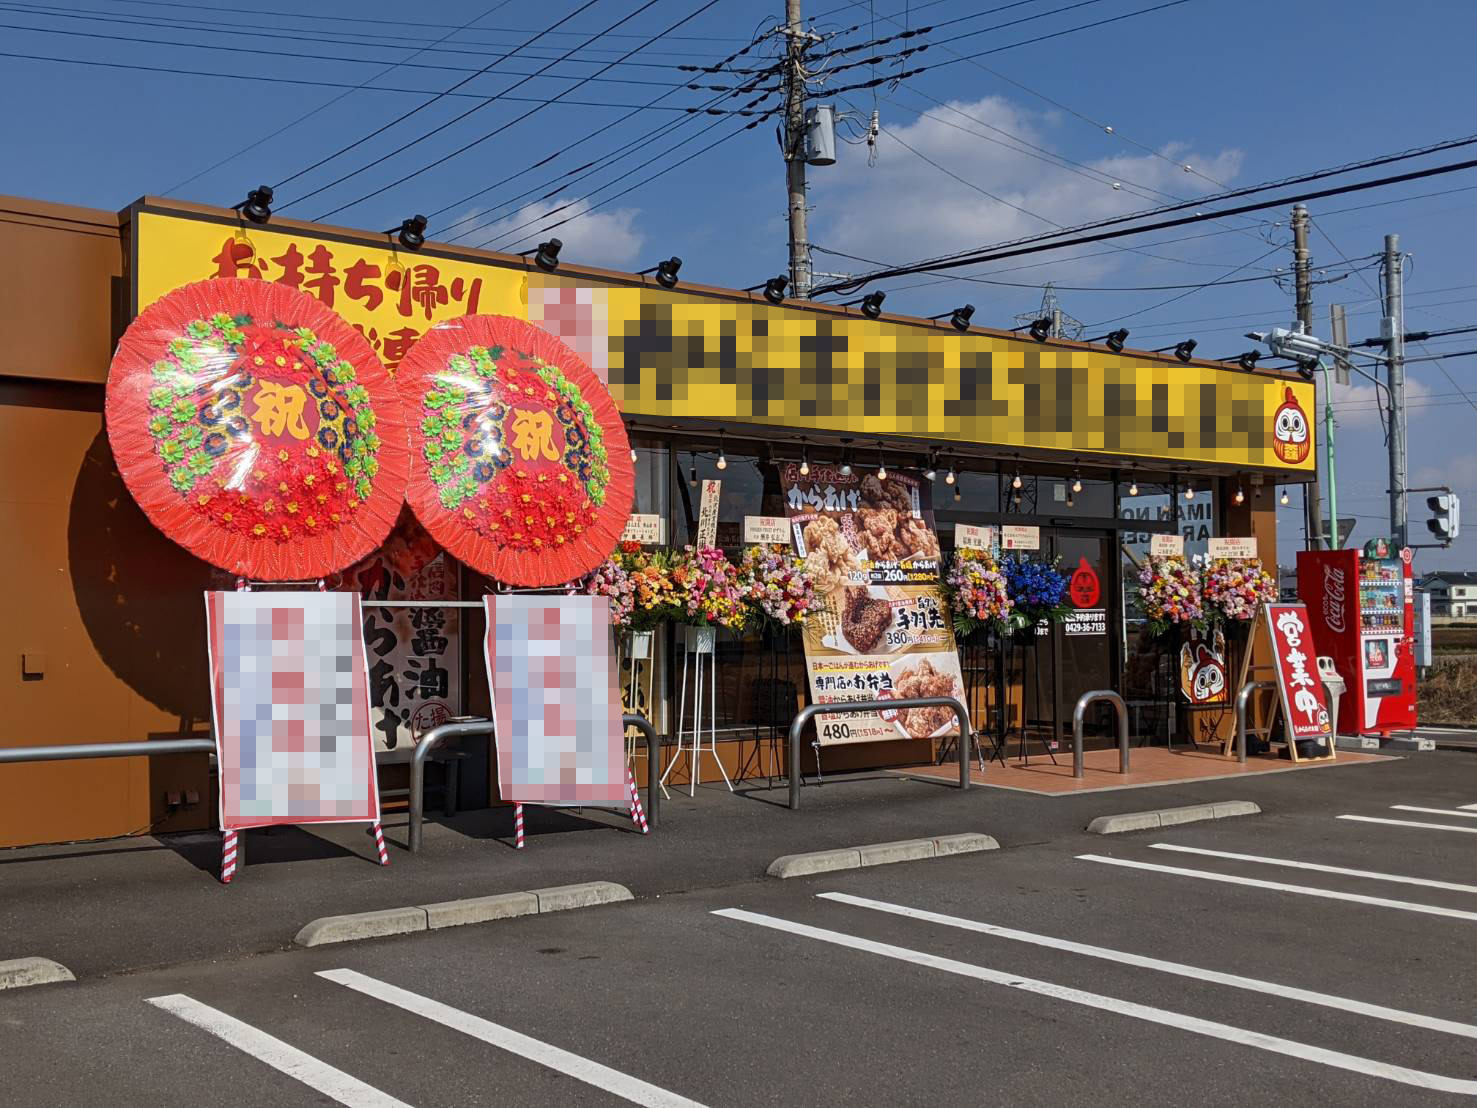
xmin=813 ymin=136 xmax=1477 ymax=294
xmin=272 ymin=0 xmax=611 ymax=202
xmin=310 ymin=0 xmax=732 ymax=222
xmin=0 ymin=49 xmax=761 ymax=114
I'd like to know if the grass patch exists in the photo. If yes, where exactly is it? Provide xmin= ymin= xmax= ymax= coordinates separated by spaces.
xmin=1419 ymin=656 xmax=1477 ymax=725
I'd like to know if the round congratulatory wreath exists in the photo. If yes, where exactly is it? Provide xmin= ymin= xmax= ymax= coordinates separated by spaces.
xmin=104 ymin=278 xmax=409 ymax=580
xmin=396 ymin=314 xmax=634 ymax=587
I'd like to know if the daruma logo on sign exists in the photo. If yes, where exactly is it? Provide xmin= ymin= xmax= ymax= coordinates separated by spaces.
xmin=1271 ymin=386 xmax=1311 ymax=464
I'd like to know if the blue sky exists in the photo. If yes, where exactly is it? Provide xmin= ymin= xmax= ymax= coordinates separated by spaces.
xmin=5 ymin=0 xmax=1477 ymax=569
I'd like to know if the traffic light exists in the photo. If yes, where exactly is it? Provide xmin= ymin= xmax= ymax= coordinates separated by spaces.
xmin=1427 ymin=493 xmax=1461 ymax=543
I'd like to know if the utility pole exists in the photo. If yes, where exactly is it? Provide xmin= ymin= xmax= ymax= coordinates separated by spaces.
xmin=1291 ymin=204 xmax=1326 ymax=550
xmin=782 ymin=0 xmax=814 ymax=299
xmin=1384 ymin=233 xmax=1408 ymax=548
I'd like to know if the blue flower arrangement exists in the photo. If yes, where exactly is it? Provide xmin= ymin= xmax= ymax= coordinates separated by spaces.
xmin=1002 ymin=554 xmax=1071 ymax=630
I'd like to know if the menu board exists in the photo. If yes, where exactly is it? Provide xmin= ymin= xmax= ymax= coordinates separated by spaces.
xmin=783 ymin=463 xmax=963 ymax=746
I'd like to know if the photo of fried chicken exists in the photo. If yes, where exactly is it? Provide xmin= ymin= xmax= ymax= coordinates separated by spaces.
xmin=802 ymin=515 xmax=860 ymax=595
xmin=896 ymin=516 xmax=940 ymax=560
xmin=841 ymin=584 xmax=894 ymax=653
xmin=858 ymin=507 xmax=905 ymax=561
xmin=860 ymin=473 xmax=914 ymax=515
xmin=893 ymin=657 xmax=963 ymax=738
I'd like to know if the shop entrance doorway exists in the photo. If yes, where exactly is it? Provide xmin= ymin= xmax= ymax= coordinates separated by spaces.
xmin=1050 ymin=529 xmax=1118 ymax=742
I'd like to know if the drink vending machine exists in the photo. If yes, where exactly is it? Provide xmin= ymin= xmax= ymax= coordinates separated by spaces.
xmin=1296 ymin=543 xmax=1417 ymax=736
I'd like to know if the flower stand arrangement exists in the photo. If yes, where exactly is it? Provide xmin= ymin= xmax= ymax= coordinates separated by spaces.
xmin=998 ymin=555 xmax=1071 ymax=763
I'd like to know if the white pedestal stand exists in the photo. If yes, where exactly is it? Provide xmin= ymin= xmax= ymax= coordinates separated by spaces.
xmin=661 ymin=625 xmax=732 ymax=797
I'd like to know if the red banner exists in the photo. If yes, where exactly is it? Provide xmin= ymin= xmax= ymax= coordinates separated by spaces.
xmin=1263 ymin=603 xmax=1333 ymax=739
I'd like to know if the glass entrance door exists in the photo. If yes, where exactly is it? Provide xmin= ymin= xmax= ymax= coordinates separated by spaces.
xmin=1049 ymin=530 xmax=1119 ymax=743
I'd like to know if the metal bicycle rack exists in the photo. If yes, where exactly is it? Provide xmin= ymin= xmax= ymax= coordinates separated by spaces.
xmin=1071 ymin=690 xmax=1130 ymax=780
xmin=0 ymin=739 xmax=216 ymax=765
xmin=1234 ymin=681 xmax=1278 ymax=764
xmin=786 ymin=696 xmax=973 ymax=810
xmin=408 ymin=713 xmax=660 ymax=852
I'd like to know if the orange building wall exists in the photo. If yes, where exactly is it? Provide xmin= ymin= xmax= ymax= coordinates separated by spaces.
xmin=0 ymin=196 xmax=213 ymax=847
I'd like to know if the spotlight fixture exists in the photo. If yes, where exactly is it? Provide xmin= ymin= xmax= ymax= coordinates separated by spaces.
xmin=386 ymin=214 xmax=427 ymax=250
xmin=1028 ymin=317 xmax=1052 ymax=342
xmin=1280 ymin=488 xmax=1290 ymax=506
xmin=745 ymin=275 xmax=788 ymax=304
xmin=716 ymin=432 xmax=727 ymax=471
xmin=1237 ymin=350 xmax=1261 ymax=372
xmin=875 ymin=443 xmax=887 ymax=482
xmin=520 ymin=237 xmax=562 ymax=271
xmin=1234 ymin=485 xmax=1245 ymax=505
xmin=1090 ymin=328 xmax=1129 ymax=353
xmin=799 ymin=439 xmax=810 ymax=477
xmin=639 ymin=256 xmax=682 ymax=289
xmin=1296 ymin=361 xmax=1317 ymax=382
xmin=236 ymin=184 xmax=273 ymax=224
xmin=944 ymin=464 xmax=956 ymax=486
xmin=1154 ymin=339 xmax=1197 ymax=362
xmin=923 ymin=452 xmax=938 ymax=482
xmin=840 ymin=291 xmax=886 ymax=319
xmin=930 ymin=304 xmax=975 ymax=332
xmin=1071 ymin=462 xmax=1082 ymax=494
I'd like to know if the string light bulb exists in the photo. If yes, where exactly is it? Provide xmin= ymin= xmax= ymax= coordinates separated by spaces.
xmin=875 ymin=444 xmax=887 ymax=482
xmin=1280 ymin=488 xmax=1290 ymax=506
xmin=1128 ymin=478 xmax=1139 ymax=497
xmin=688 ymin=463 xmax=698 ymax=488
xmin=954 ymin=482 xmax=962 ymax=502
xmin=1071 ymin=465 xmax=1083 ymax=494
xmin=799 ymin=455 xmax=810 ymax=478
xmin=1234 ymin=486 xmax=1245 ymax=505
xmin=1011 ymin=469 xmax=1023 ymax=490
xmin=715 ymin=433 xmax=727 ymax=471
xmin=944 ymin=466 xmax=956 ymax=486
xmin=1184 ymin=484 xmax=1196 ymax=501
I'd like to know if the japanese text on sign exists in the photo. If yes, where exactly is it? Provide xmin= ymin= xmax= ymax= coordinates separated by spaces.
xmin=1208 ymin=536 xmax=1258 ymax=559
xmin=1000 ymin=525 xmax=1040 ymax=550
xmin=620 ymin=514 xmax=665 ymax=545
xmin=956 ymin=524 xmax=995 ymax=551
xmin=1265 ymin=603 xmax=1332 ymax=740
xmin=744 ymin=516 xmax=791 ymax=544
xmin=1150 ymin=533 xmax=1185 ymax=556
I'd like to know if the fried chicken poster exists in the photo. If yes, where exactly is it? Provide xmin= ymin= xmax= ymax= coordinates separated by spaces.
xmin=783 ymin=463 xmax=963 ymax=746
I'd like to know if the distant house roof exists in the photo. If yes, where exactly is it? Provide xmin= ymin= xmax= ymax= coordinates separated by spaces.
xmin=1419 ymin=571 xmax=1477 ymax=587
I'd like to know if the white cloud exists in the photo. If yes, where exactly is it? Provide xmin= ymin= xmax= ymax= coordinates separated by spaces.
xmin=462 ymin=197 xmax=646 ymax=270
xmin=808 ymin=96 xmax=1244 ymax=282
xmin=1330 ymin=375 xmax=1430 ymax=431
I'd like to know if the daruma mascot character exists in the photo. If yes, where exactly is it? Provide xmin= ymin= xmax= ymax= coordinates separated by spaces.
xmin=1271 ymin=387 xmax=1311 ymax=465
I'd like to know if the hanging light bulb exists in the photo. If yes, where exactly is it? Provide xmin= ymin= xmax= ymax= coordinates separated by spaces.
xmin=1071 ymin=467 xmax=1083 ymax=494
xmin=630 ymin=446 xmax=638 ymax=463
xmin=715 ymin=432 xmax=727 ymax=471
xmin=876 ymin=443 xmax=888 ymax=482
xmin=688 ymin=463 xmax=698 ymax=488
xmin=1011 ymin=468 xmax=1023 ymax=490
xmin=1280 ymin=488 xmax=1290 ymax=506
xmin=1234 ymin=486 xmax=1245 ymax=505
xmin=799 ymin=456 xmax=810 ymax=477
xmin=1128 ymin=478 xmax=1139 ymax=497
xmin=1184 ymin=484 xmax=1196 ymax=501
xmin=954 ymin=482 xmax=962 ymax=502
xmin=944 ymin=465 xmax=956 ymax=486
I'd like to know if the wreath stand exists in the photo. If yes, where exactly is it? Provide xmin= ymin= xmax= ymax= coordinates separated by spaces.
xmin=662 ymin=625 xmax=733 ymax=796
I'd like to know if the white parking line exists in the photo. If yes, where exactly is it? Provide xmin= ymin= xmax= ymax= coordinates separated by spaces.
xmin=713 ymin=909 xmax=1477 ymax=1096
xmin=319 ymin=969 xmax=705 ymax=1108
xmin=1391 ymin=805 xmax=1477 ymax=819
xmin=146 ymin=994 xmax=411 ymax=1108
xmin=817 ymin=892 xmax=1477 ymax=1040
xmin=1149 ymin=843 xmax=1477 ymax=896
xmin=1464 ymin=803 xmax=1477 ymax=811
xmin=1076 ymin=854 xmax=1477 ymax=922
xmin=1339 ymin=815 xmax=1477 ymax=834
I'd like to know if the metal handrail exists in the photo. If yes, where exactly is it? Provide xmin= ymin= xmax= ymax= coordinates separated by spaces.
xmin=1071 ymin=690 xmax=1130 ymax=779
xmin=407 ymin=713 xmax=661 ymax=852
xmin=0 ymin=739 xmax=215 ymax=764
xmin=787 ymin=697 xmax=972 ymax=810
xmin=1235 ymin=681 xmax=1278 ymax=764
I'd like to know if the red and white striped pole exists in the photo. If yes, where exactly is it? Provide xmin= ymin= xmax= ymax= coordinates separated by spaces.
xmin=371 ymin=821 xmax=389 ymax=866
xmin=514 ymin=803 xmax=525 ymax=850
xmin=626 ymin=769 xmax=649 ymax=834
xmin=220 ymin=829 xmax=238 ymax=884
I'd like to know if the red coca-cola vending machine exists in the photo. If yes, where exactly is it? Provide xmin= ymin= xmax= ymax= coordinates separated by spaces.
xmin=1297 ymin=542 xmax=1417 ymax=736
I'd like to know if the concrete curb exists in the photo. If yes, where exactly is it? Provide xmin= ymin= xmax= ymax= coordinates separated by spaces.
xmin=294 ymin=881 xmax=633 ymax=947
xmin=1086 ymin=800 xmax=1261 ymax=836
xmin=0 ymin=957 xmax=75 ymax=990
xmin=767 ymin=833 xmax=999 ymax=879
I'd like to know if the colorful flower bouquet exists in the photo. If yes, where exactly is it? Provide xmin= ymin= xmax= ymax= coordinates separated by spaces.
xmin=737 ymin=545 xmax=822 ymax=629
xmin=1202 ymin=557 xmax=1277 ymax=624
xmin=1002 ymin=554 xmax=1071 ymax=632
xmin=588 ymin=541 xmax=681 ymax=632
xmin=942 ymin=548 xmax=1013 ymax=637
xmin=1137 ymin=555 xmax=1205 ymax=636
xmin=668 ymin=544 xmax=747 ymax=630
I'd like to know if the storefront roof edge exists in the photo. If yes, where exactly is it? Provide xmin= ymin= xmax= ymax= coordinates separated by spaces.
xmin=122 ymin=196 xmax=1300 ymax=384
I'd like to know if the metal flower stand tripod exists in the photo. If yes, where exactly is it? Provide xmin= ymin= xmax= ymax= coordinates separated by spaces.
xmin=623 ymin=630 xmax=666 ymax=799
xmin=661 ymin=624 xmax=733 ymax=796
